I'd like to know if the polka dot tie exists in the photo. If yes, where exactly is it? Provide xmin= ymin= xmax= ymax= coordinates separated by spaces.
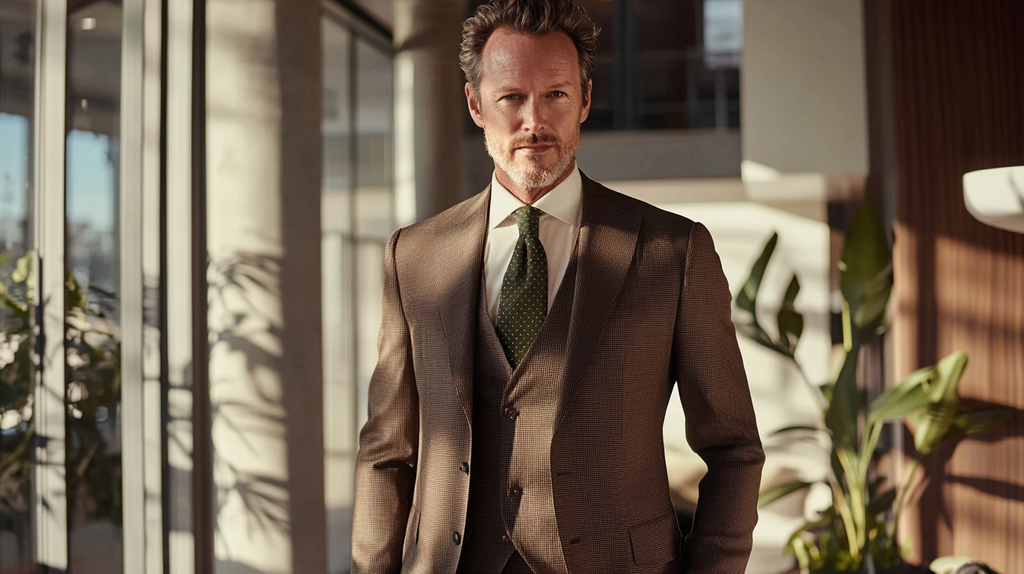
xmin=496 ymin=205 xmax=548 ymax=368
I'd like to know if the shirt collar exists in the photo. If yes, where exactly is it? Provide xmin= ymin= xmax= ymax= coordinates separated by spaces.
xmin=488 ymin=165 xmax=583 ymax=230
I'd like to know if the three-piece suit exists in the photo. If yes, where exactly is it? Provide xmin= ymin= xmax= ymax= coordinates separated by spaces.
xmin=351 ymin=173 xmax=765 ymax=574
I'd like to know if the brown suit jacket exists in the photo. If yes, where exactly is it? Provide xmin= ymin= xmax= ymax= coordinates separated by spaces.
xmin=351 ymin=175 xmax=765 ymax=574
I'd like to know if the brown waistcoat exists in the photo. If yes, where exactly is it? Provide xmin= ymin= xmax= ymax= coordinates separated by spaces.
xmin=458 ymin=254 xmax=579 ymax=574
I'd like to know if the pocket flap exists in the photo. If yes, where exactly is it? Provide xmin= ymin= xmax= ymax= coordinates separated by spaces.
xmin=628 ymin=509 xmax=680 ymax=565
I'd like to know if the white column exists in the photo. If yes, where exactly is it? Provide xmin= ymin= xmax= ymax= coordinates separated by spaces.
xmin=393 ymin=0 xmax=467 ymax=224
xmin=206 ymin=0 xmax=326 ymax=572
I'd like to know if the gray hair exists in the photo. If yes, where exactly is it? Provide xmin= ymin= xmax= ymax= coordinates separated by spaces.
xmin=460 ymin=0 xmax=600 ymax=98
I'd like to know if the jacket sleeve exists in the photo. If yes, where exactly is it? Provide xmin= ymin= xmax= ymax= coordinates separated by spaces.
xmin=351 ymin=229 xmax=419 ymax=574
xmin=673 ymin=222 xmax=765 ymax=574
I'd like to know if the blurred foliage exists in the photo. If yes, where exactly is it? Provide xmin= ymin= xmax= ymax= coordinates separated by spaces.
xmin=736 ymin=203 xmax=1014 ymax=574
xmin=0 ymin=250 xmax=122 ymax=554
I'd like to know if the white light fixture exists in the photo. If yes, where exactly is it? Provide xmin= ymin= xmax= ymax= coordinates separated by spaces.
xmin=81 ymin=17 xmax=97 ymax=30
xmin=963 ymin=165 xmax=1024 ymax=234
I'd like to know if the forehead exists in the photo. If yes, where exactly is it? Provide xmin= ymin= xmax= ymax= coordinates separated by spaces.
xmin=479 ymin=27 xmax=580 ymax=86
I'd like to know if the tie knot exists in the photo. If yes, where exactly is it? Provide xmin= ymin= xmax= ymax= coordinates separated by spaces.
xmin=513 ymin=205 xmax=542 ymax=238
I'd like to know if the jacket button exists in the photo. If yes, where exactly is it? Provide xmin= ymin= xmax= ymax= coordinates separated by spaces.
xmin=460 ymin=461 xmax=470 ymax=474
xmin=502 ymin=534 xmax=510 ymax=544
xmin=508 ymin=485 xmax=523 ymax=497
xmin=504 ymin=406 xmax=518 ymax=419
xmin=453 ymin=531 xmax=462 ymax=545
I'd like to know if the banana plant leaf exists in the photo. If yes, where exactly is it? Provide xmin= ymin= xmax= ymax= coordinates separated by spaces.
xmin=839 ymin=202 xmax=892 ymax=331
xmin=776 ymin=274 xmax=803 ymax=355
xmin=770 ymin=425 xmax=827 ymax=436
xmin=736 ymin=232 xmax=778 ymax=321
xmin=759 ymin=479 xmax=816 ymax=507
xmin=866 ymin=363 xmax=937 ymax=426
xmin=867 ymin=487 xmax=896 ymax=516
xmin=907 ymin=352 xmax=968 ymax=454
xmin=734 ymin=231 xmax=805 ymax=359
xmin=825 ymin=345 xmax=861 ymax=452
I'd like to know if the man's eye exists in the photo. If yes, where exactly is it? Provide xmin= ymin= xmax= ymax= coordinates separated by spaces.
xmin=502 ymin=94 xmax=519 ymax=101
xmin=551 ymin=91 xmax=565 ymax=98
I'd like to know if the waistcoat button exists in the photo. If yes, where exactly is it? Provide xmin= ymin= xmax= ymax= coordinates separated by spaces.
xmin=504 ymin=406 xmax=518 ymax=419
xmin=453 ymin=531 xmax=461 ymax=545
xmin=460 ymin=461 xmax=470 ymax=474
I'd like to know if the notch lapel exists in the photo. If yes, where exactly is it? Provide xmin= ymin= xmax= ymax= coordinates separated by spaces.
xmin=436 ymin=189 xmax=490 ymax=426
xmin=556 ymin=176 xmax=642 ymax=429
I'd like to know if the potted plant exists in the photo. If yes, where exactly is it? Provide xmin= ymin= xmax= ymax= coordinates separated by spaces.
xmin=735 ymin=202 xmax=1014 ymax=574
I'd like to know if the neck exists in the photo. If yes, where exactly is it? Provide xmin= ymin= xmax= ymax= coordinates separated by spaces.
xmin=495 ymin=162 xmax=576 ymax=205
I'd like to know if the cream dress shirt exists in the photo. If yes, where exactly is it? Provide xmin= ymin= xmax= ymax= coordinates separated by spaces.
xmin=484 ymin=166 xmax=583 ymax=326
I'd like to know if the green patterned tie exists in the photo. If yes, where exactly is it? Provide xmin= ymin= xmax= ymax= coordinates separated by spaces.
xmin=496 ymin=205 xmax=548 ymax=368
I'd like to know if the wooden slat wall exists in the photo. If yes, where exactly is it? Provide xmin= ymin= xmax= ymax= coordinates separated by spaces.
xmin=890 ymin=1 xmax=1024 ymax=572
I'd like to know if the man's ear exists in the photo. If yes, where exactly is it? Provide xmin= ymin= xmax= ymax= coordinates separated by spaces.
xmin=466 ymin=83 xmax=485 ymax=128
xmin=579 ymin=79 xmax=593 ymax=124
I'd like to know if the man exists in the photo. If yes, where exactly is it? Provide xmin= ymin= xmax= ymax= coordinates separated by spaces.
xmin=352 ymin=1 xmax=764 ymax=573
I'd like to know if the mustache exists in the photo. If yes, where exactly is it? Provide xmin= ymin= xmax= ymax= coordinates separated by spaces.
xmin=508 ymin=132 xmax=561 ymax=149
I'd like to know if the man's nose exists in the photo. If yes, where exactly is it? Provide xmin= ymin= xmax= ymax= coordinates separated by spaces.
xmin=521 ymin=97 xmax=547 ymax=133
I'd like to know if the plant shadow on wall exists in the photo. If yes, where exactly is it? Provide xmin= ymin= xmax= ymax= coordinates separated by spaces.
xmin=207 ymin=249 xmax=292 ymax=558
xmin=735 ymin=203 xmax=1017 ymax=574
xmin=0 ymin=251 xmax=122 ymax=562
xmin=0 ymin=249 xmax=294 ymax=568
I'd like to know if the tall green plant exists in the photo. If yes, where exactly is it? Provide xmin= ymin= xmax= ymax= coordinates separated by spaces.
xmin=737 ymin=203 xmax=1014 ymax=573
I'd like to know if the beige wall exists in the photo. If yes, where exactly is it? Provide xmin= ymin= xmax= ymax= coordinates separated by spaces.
xmin=742 ymin=0 xmax=868 ymax=177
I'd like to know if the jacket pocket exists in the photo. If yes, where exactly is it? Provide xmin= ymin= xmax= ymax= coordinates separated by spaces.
xmin=627 ymin=508 xmax=680 ymax=566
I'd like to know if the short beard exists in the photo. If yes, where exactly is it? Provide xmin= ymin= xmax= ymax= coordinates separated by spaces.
xmin=484 ymin=124 xmax=580 ymax=191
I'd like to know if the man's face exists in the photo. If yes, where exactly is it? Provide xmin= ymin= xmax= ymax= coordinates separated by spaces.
xmin=466 ymin=27 xmax=592 ymax=192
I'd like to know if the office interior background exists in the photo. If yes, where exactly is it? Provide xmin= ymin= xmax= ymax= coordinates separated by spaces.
xmin=0 ymin=0 xmax=1022 ymax=573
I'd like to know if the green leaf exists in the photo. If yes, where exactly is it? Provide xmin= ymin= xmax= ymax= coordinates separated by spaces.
xmin=867 ymin=487 xmax=896 ymax=515
xmin=770 ymin=425 xmax=826 ymax=436
xmin=826 ymin=345 xmax=860 ymax=452
xmin=776 ymin=274 xmax=804 ymax=354
xmin=839 ymin=202 xmax=892 ymax=331
xmin=758 ymin=479 xmax=815 ymax=507
xmin=908 ymin=352 xmax=969 ymax=454
xmin=866 ymin=364 xmax=936 ymax=426
xmin=736 ymin=232 xmax=778 ymax=322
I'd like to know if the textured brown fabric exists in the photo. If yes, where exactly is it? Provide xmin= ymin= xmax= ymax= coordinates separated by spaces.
xmin=351 ymin=175 xmax=765 ymax=574
xmin=458 ymin=247 xmax=579 ymax=574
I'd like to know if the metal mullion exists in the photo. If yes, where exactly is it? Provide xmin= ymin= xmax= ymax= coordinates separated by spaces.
xmin=166 ymin=0 xmax=198 ymax=572
xmin=141 ymin=1 xmax=167 ymax=572
xmin=120 ymin=0 xmax=149 ymax=570
xmin=347 ymin=26 xmax=360 ymax=475
xmin=31 ymin=0 xmax=68 ymax=571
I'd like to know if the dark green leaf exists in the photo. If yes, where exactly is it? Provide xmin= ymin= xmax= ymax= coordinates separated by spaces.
xmin=758 ymin=479 xmax=815 ymax=507
xmin=826 ymin=345 xmax=860 ymax=451
xmin=839 ymin=202 xmax=892 ymax=331
xmin=736 ymin=320 xmax=795 ymax=359
xmin=868 ymin=487 xmax=897 ymax=515
xmin=770 ymin=425 xmax=826 ymax=436
xmin=735 ymin=232 xmax=779 ymax=322
xmin=776 ymin=274 xmax=804 ymax=354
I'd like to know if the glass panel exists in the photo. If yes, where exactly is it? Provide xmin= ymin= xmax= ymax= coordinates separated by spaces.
xmin=0 ymin=1 xmax=36 ymax=571
xmin=65 ymin=2 xmax=124 ymax=573
xmin=354 ymin=40 xmax=393 ymax=240
xmin=321 ymin=16 xmax=355 ymax=574
xmin=464 ymin=0 xmax=741 ymax=132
